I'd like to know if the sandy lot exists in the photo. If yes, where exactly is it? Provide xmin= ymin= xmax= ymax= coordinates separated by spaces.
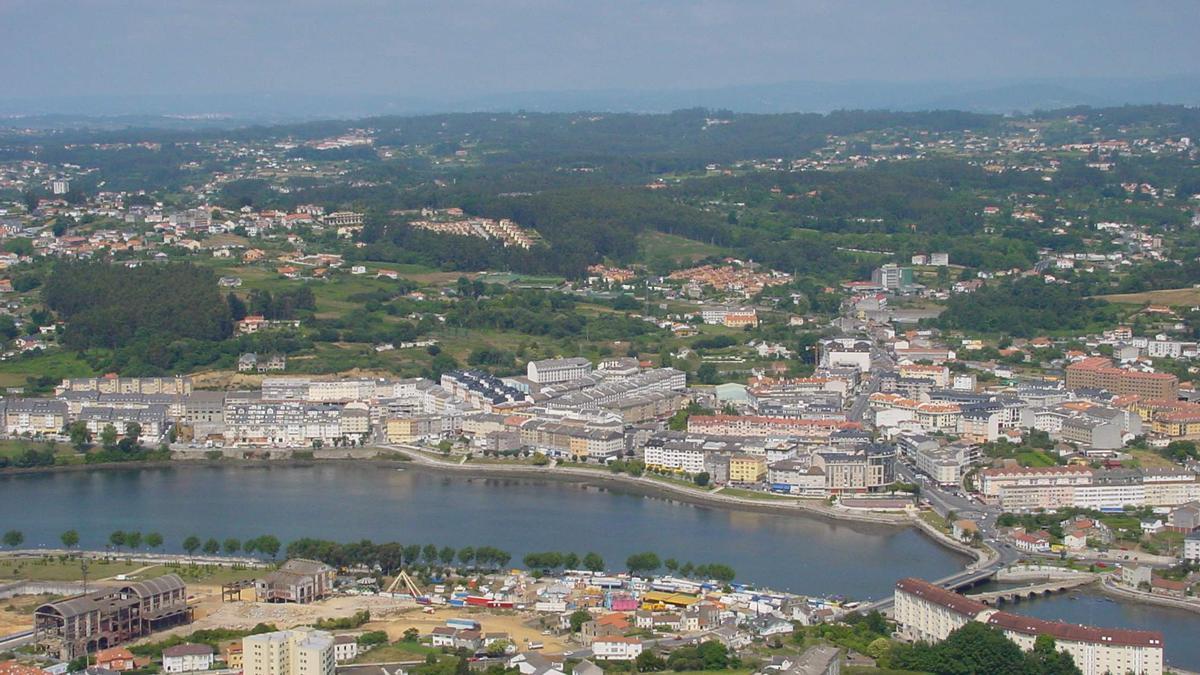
xmin=0 ymin=594 xmax=57 ymax=635
xmin=366 ymin=606 xmax=567 ymax=653
xmin=144 ymin=596 xmax=567 ymax=653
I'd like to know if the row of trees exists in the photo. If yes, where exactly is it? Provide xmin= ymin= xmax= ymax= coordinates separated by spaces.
xmin=626 ymin=552 xmax=737 ymax=582
xmin=42 ymin=529 xmax=282 ymax=559
xmin=284 ymin=538 xmax=514 ymax=574
xmin=18 ymin=530 xmax=734 ymax=582
xmin=521 ymin=551 xmax=605 ymax=573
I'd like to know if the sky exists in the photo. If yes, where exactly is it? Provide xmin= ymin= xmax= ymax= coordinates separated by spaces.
xmin=1 ymin=0 xmax=1197 ymax=101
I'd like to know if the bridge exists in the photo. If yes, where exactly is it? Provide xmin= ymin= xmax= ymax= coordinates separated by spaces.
xmin=966 ymin=575 xmax=1097 ymax=605
xmin=856 ymin=563 xmax=1002 ymax=614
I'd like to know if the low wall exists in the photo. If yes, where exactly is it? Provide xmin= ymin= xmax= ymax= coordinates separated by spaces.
xmin=0 ymin=579 xmax=88 ymax=599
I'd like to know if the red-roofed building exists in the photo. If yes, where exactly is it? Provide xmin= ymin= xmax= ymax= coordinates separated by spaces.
xmin=895 ymin=578 xmax=1164 ymax=675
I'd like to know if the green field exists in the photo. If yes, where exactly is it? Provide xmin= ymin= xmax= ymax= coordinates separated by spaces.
xmin=636 ymin=231 xmax=730 ymax=265
xmin=1014 ymin=450 xmax=1057 ymax=467
xmin=352 ymin=640 xmax=442 ymax=664
xmin=0 ymin=351 xmax=96 ymax=387
xmin=0 ymin=557 xmax=264 ymax=585
xmin=0 ymin=558 xmax=154 ymax=582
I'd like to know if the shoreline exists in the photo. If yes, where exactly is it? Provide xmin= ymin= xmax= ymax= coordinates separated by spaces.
xmin=375 ymin=444 xmax=925 ymax=527
xmin=0 ymin=448 xmax=978 ymax=566
xmin=1096 ymin=577 xmax=1200 ymax=615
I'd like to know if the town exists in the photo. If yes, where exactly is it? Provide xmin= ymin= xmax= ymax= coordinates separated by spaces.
xmin=2 ymin=61 xmax=1200 ymax=675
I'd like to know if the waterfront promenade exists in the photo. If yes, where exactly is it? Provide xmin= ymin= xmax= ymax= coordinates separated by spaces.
xmin=379 ymin=442 xmax=913 ymax=525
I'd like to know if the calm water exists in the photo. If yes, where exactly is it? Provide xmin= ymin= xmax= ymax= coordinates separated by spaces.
xmin=0 ymin=464 xmax=964 ymax=600
xmin=1012 ymin=591 xmax=1200 ymax=670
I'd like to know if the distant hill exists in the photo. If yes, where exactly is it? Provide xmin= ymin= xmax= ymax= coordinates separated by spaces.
xmin=1 ymin=75 xmax=1197 ymax=126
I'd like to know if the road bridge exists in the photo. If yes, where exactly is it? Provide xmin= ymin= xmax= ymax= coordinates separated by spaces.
xmin=966 ymin=575 xmax=1097 ymax=605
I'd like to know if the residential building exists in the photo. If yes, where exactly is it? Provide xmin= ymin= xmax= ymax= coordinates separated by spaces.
xmin=894 ymin=578 xmax=1163 ymax=675
xmin=162 ymin=644 xmax=214 ymax=673
xmin=332 ymin=636 xmax=358 ymax=663
xmin=95 ymin=649 xmax=135 ymax=672
xmin=242 ymin=628 xmax=335 ymax=675
xmin=527 ymin=358 xmax=592 ymax=385
xmin=728 ymin=454 xmax=767 ymax=484
xmin=590 ymin=637 xmax=643 ymax=661
xmin=1065 ymin=357 xmax=1178 ymax=400
xmin=3 ymin=399 xmax=68 ymax=435
xmin=687 ymin=415 xmax=859 ymax=441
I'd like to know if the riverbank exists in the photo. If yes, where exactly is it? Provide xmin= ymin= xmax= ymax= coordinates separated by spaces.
xmin=0 ymin=445 xmax=983 ymax=576
xmin=379 ymin=443 xmax=917 ymax=527
xmin=1097 ymin=575 xmax=1200 ymax=615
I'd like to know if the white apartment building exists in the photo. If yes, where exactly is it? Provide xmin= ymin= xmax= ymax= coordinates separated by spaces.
xmin=527 ymin=357 xmax=592 ymax=385
xmin=895 ymin=578 xmax=1163 ymax=675
xmin=243 ymin=628 xmax=336 ymax=675
xmin=978 ymin=465 xmax=1093 ymax=500
xmin=224 ymin=400 xmax=343 ymax=446
xmin=591 ymin=637 xmax=643 ymax=661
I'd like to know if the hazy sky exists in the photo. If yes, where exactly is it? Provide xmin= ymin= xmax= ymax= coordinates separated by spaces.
xmin=2 ymin=0 xmax=1197 ymax=99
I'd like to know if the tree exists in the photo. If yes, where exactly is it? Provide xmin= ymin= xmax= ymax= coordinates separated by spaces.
xmin=3 ymin=530 xmax=23 ymax=548
xmin=228 ymin=293 xmax=248 ymax=321
xmin=202 ymin=538 xmax=221 ymax=556
xmin=125 ymin=531 xmax=142 ymax=551
xmin=1027 ymin=634 xmax=1082 ymax=675
xmin=693 ymin=472 xmax=710 ymax=487
xmin=146 ymin=532 xmax=164 ymax=551
xmin=68 ymin=421 xmax=91 ymax=452
xmin=182 ymin=535 xmax=202 ymax=560
xmin=485 ymin=640 xmax=512 ymax=657
xmin=100 ymin=424 xmax=118 ymax=450
xmin=256 ymin=535 xmax=281 ymax=559
xmin=582 ymin=552 xmax=605 ymax=573
xmin=563 ymin=552 xmax=580 ymax=570
xmin=664 ymin=558 xmax=679 ymax=573
xmin=224 ymin=538 xmax=242 ymax=556
xmin=60 ymin=529 xmax=80 ymax=551
xmin=403 ymin=628 xmax=420 ymax=642
xmin=626 ymin=551 xmax=661 ymax=576
xmin=866 ymin=637 xmax=891 ymax=661
xmin=891 ymin=621 xmax=1029 ymax=674
xmin=569 ymin=609 xmax=591 ymax=633
xmin=109 ymin=530 xmax=127 ymax=552
xmin=695 ymin=362 xmax=719 ymax=385
xmin=124 ymin=422 xmax=142 ymax=445
xmin=457 ymin=546 xmax=475 ymax=569
xmin=439 ymin=546 xmax=456 ymax=566
xmin=635 ymin=649 xmax=665 ymax=672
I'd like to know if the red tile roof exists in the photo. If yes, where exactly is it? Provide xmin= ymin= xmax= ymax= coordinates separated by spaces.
xmin=895 ymin=578 xmax=988 ymax=618
xmin=987 ymin=611 xmax=1162 ymax=648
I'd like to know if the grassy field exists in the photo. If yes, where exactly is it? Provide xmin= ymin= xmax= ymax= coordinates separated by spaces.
xmin=0 ymin=439 xmax=81 ymax=462
xmin=1015 ymin=450 xmax=1057 ymax=467
xmin=0 ymin=557 xmax=264 ymax=585
xmin=1097 ymin=287 xmax=1200 ymax=306
xmin=0 ymin=558 xmax=153 ymax=582
xmin=0 ymin=350 xmax=96 ymax=387
xmin=718 ymin=487 xmax=799 ymax=501
xmin=637 ymin=231 xmax=729 ymax=265
xmin=919 ymin=509 xmax=950 ymax=532
xmin=1127 ymin=448 xmax=1177 ymax=469
xmin=352 ymin=640 xmax=441 ymax=664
